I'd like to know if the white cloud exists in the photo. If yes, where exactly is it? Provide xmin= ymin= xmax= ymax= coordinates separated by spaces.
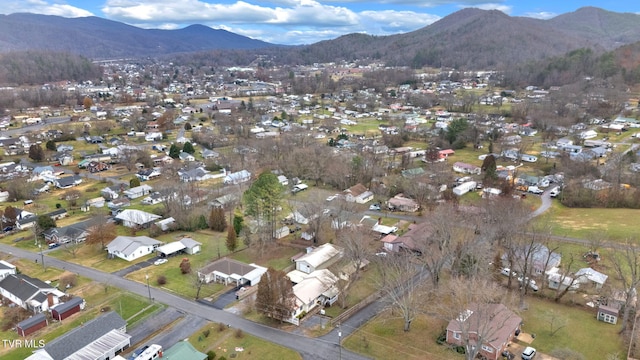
xmin=0 ymin=0 xmax=93 ymax=17
xmin=360 ymin=10 xmax=440 ymax=34
xmin=522 ymin=11 xmax=557 ymax=20
xmin=458 ymin=3 xmax=512 ymax=14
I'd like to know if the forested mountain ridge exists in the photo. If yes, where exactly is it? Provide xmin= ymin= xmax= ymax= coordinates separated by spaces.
xmin=0 ymin=13 xmax=277 ymax=59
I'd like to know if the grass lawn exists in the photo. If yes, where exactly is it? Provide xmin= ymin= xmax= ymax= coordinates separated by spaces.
xmin=323 ymin=264 xmax=380 ymax=319
xmin=517 ymin=296 xmax=624 ymax=359
xmin=49 ymin=242 xmax=146 ymax=272
xmin=230 ymin=245 xmax=301 ymax=271
xmin=188 ymin=322 xmax=302 ymax=360
xmin=343 ymin=310 xmax=455 ymax=360
xmin=546 ymin=201 xmax=640 ymax=240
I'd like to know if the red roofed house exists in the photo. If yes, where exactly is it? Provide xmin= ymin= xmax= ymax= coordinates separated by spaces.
xmin=438 ymin=149 xmax=455 ymax=160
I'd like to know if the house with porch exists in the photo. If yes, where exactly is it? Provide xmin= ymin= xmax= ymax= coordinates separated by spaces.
xmin=0 ymin=274 xmax=65 ymax=313
xmin=453 ymin=162 xmax=481 ymax=175
xmin=197 ymin=258 xmax=267 ymax=286
xmin=106 ymin=235 xmax=163 ymax=261
xmin=387 ymin=194 xmax=419 ymax=212
xmin=0 ymin=260 xmax=17 ymax=280
xmin=344 ymin=183 xmax=374 ymax=204
xmin=114 ymin=209 xmax=161 ymax=228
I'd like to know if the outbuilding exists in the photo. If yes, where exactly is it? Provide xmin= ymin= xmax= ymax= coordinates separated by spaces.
xmin=51 ymin=297 xmax=85 ymax=321
xmin=16 ymin=313 xmax=48 ymax=336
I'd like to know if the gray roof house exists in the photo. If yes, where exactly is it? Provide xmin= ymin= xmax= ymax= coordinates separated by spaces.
xmin=106 ymin=235 xmax=163 ymax=262
xmin=0 ymin=274 xmax=65 ymax=313
xmin=26 ymin=311 xmax=130 ymax=360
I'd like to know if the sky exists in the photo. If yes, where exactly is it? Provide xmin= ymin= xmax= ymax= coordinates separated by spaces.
xmin=1 ymin=1 xmax=638 ymax=45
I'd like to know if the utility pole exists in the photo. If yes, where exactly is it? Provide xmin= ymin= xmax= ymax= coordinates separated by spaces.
xmin=39 ymin=244 xmax=45 ymax=271
xmin=145 ymin=274 xmax=152 ymax=302
xmin=338 ymin=323 xmax=342 ymax=360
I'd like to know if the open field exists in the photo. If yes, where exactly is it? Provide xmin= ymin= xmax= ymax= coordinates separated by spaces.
xmin=546 ymin=201 xmax=640 ymax=240
xmin=188 ymin=322 xmax=302 ymax=360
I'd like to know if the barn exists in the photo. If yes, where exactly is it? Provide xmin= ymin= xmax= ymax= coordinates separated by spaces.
xmin=51 ymin=297 xmax=85 ymax=321
xmin=16 ymin=313 xmax=48 ymax=336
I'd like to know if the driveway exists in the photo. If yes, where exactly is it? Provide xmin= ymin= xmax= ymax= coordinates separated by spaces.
xmin=112 ymin=257 xmax=156 ymax=276
xmin=209 ymin=287 xmax=238 ymax=309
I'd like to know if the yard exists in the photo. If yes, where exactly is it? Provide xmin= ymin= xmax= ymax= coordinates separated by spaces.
xmin=188 ymin=322 xmax=302 ymax=360
xmin=547 ymin=201 xmax=640 ymax=240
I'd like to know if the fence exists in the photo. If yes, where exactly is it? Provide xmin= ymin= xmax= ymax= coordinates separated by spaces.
xmin=330 ymin=290 xmax=382 ymax=327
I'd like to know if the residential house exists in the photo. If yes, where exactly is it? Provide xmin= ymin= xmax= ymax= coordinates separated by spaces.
xmin=387 ymin=194 xmax=420 ymax=212
xmin=54 ymin=175 xmax=82 ymax=189
xmin=16 ymin=215 xmax=38 ymax=230
xmin=292 ymin=244 xmax=343 ymax=274
xmin=114 ymin=209 xmax=161 ymax=228
xmin=453 ymin=162 xmax=481 ymax=175
xmin=0 ymin=274 xmax=65 ymax=313
xmin=0 ymin=260 xmax=17 ymax=280
xmin=141 ymin=191 xmax=170 ymax=205
xmin=344 ymin=183 xmax=374 ymax=204
xmin=178 ymin=166 xmax=215 ymax=182
xmin=136 ymin=168 xmax=161 ymax=181
xmin=446 ymin=303 xmax=522 ymax=360
xmin=43 ymin=222 xmax=90 ymax=245
xmin=201 ymin=148 xmax=220 ymax=159
xmin=575 ymin=267 xmax=608 ymax=290
xmin=107 ymin=196 xmax=131 ymax=210
xmin=209 ymin=193 xmax=241 ymax=209
xmin=289 ymin=269 xmax=339 ymax=324
xmin=26 ymin=311 xmax=130 ymax=360
xmin=123 ymin=184 xmax=153 ymax=199
xmin=547 ymin=272 xmax=580 ymax=292
xmin=401 ymin=167 xmax=425 ymax=178
xmin=44 ymin=208 xmax=68 ymax=221
xmin=197 ymin=258 xmax=267 ymax=286
xmin=179 ymin=152 xmax=195 ymax=162
xmin=106 ymin=235 xmax=163 ymax=261
xmin=155 ymin=217 xmax=176 ymax=232
xmin=384 ymin=222 xmax=432 ymax=253
xmin=86 ymin=161 xmax=110 ymax=173
xmin=101 ymin=184 xmax=125 ymax=200
xmin=224 ymin=170 xmax=251 ymax=185
xmin=503 ymin=243 xmax=561 ymax=276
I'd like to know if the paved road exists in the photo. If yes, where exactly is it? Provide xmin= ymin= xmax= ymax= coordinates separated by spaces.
xmin=529 ymin=187 xmax=553 ymax=219
xmin=0 ymin=243 xmax=370 ymax=360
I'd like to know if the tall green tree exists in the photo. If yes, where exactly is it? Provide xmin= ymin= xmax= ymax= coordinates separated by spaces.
xmin=481 ymin=155 xmax=498 ymax=183
xmin=244 ymin=172 xmax=284 ymax=242
xmin=256 ymin=267 xmax=295 ymax=323
xmin=169 ymin=143 xmax=181 ymax=158
xmin=130 ymin=177 xmax=140 ymax=188
xmin=182 ymin=141 xmax=195 ymax=154
xmin=445 ymin=118 xmax=469 ymax=145
xmin=45 ymin=140 xmax=56 ymax=151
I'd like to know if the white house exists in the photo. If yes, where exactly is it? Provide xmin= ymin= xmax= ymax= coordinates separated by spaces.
xmin=114 ymin=209 xmax=161 ymax=228
xmin=575 ymin=267 xmax=608 ymax=290
xmin=224 ymin=170 xmax=251 ymax=185
xmin=106 ymin=235 xmax=163 ymax=262
xmin=0 ymin=260 xmax=17 ymax=280
xmin=344 ymin=183 xmax=374 ymax=204
xmin=290 ymin=269 xmax=339 ymax=323
xmin=0 ymin=274 xmax=65 ymax=313
xmin=452 ymin=162 xmax=481 ymax=175
xmin=198 ymin=258 xmax=267 ymax=286
xmin=293 ymin=243 xmax=342 ymax=274
xmin=123 ymin=184 xmax=153 ymax=199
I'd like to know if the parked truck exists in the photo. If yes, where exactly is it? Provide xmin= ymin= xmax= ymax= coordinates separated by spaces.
xmin=453 ymin=181 xmax=477 ymax=196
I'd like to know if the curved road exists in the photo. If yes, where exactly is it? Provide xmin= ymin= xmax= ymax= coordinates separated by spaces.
xmin=0 ymin=243 xmax=369 ymax=360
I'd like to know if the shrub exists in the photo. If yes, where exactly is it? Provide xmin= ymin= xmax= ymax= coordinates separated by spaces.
xmin=436 ymin=330 xmax=446 ymax=345
xmin=59 ymin=273 xmax=78 ymax=288
xmin=456 ymin=346 xmax=466 ymax=354
xmin=202 ymin=329 xmax=210 ymax=338
xmin=218 ymin=322 xmax=227 ymax=332
xmin=234 ymin=328 xmax=244 ymax=339
xmin=157 ymin=275 xmax=167 ymax=285
xmin=207 ymin=350 xmax=216 ymax=360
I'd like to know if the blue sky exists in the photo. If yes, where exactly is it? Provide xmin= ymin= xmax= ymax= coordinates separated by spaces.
xmin=1 ymin=1 xmax=638 ymax=45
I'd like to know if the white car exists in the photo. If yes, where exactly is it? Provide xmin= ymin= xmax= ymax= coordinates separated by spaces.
xmin=154 ymin=258 xmax=168 ymax=266
xmin=369 ymin=204 xmax=381 ymax=211
xmin=326 ymin=194 xmax=339 ymax=202
xmin=500 ymin=268 xmax=517 ymax=277
xmin=518 ymin=276 xmax=539 ymax=291
xmin=521 ymin=346 xmax=536 ymax=360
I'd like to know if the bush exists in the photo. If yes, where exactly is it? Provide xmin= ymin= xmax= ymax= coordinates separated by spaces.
xmin=436 ymin=330 xmax=447 ymax=345
xmin=157 ymin=275 xmax=167 ymax=285
xmin=218 ymin=322 xmax=227 ymax=332
xmin=59 ymin=273 xmax=77 ymax=288
xmin=456 ymin=346 xmax=466 ymax=354
xmin=234 ymin=328 xmax=244 ymax=339
xmin=202 ymin=329 xmax=210 ymax=338
xmin=207 ymin=350 xmax=216 ymax=360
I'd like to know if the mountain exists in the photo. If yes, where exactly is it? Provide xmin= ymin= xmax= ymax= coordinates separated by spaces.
xmin=283 ymin=7 xmax=640 ymax=69
xmin=0 ymin=13 xmax=277 ymax=59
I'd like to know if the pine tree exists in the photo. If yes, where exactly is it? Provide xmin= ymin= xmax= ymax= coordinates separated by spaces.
xmin=130 ymin=177 xmax=141 ymax=188
xmin=183 ymin=141 xmax=195 ymax=154
xmin=45 ymin=140 xmax=56 ymax=151
xmin=169 ymin=143 xmax=181 ymax=159
xmin=226 ymin=224 xmax=238 ymax=252
xmin=28 ymin=144 xmax=45 ymax=161
xmin=209 ymin=208 xmax=227 ymax=232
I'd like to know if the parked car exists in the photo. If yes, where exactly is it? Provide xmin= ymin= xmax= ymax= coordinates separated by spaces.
xmin=518 ymin=276 xmax=539 ymax=291
xmin=154 ymin=258 xmax=168 ymax=265
xmin=549 ymin=187 xmax=560 ymax=198
xmin=369 ymin=203 xmax=381 ymax=211
xmin=502 ymin=350 xmax=515 ymax=360
xmin=521 ymin=346 xmax=536 ymax=360
xmin=500 ymin=268 xmax=517 ymax=277
xmin=527 ymin=186 xmax=543 ymax=195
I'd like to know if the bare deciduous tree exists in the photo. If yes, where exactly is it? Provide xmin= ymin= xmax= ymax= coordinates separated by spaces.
xmin=611 ymin=240 xmax=640 ymax=333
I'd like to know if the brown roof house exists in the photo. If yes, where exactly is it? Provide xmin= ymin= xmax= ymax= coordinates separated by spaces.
xmin=446 ymin=303 xmax=522 ymax=360
xmin=344 ymin=183 xmax=374 ymax=204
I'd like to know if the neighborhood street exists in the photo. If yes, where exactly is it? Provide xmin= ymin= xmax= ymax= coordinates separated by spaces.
xmin=0 ymin=243 xmax=371 ymax=360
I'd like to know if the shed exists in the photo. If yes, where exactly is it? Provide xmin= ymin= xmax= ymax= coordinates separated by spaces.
xmin=156 ymin=241 xmax=187 ymax=257
xmin=597 ymin=304 xmax=620 ymax=325
xmin=17 ymin=313 xmax=48 ymax=336
xmin=51 ymin=297 xmax=85 ymax=321
xmin=180 ymin=237 xmax=201 ymax=255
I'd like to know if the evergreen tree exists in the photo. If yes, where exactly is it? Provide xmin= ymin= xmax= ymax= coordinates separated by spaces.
xmin=233 ymin=214 xmax=244 ymax=235
xmin=36 ymin=215 xmax=56 ymax=231
xmin=183 ymin=141 xmax=195 ymax=154
xmin=169 ymin=143 xmax=181 ymax=158
xmin=45 ymin=140 xmax=56 ymax=151
xmin=130 ymin=177 xmax=141 ymax=188
xmin=184 ymin=122 xmax=192 ymax=130
xmin=244 ymin=173 xmax=284 ymax=241
xmin=226 ymin=224 xmax=238 ymax=252
xmin=209 ymin=207 xmax=227 ymax=232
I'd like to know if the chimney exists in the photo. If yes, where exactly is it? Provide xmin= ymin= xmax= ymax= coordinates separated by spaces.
xmin=47 ymin=293 xmax=54 ymax=307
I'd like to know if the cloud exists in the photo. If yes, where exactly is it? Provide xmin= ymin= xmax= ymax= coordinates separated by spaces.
xmin=0 ymin=0 xmax=93 ymax=17
xmin=522 ymin=11 xmax=557 ymax=20
xmin=359 ymin=10 xmax=440 ymax=34
xmin=458 ymin=3 xmax=512 ymax=14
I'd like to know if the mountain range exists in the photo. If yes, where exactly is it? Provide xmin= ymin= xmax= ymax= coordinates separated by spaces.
xmin=1 ymin=7 xmax=640 ymax=70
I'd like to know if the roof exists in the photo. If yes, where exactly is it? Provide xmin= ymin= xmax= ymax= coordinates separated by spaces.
xmin=51 ymin=297 xmax=84 ymax=314
xmin=17 ymin=313 xmax=47 ymax=329
xmin=446 ymin=303 xmax=522 ymax=350
xmin=199 ymin=258 xmax=258 ymax=277
xmin=0 ymin=274 xmax=54 ymax=302
xmin=66 ymin=329 xmax=131 ymax=360
xmin=345 ymin=183 xmax=368 ymax=197
xmin=292 ymin=269 xmax=339 ymax=306
xmin=107 ymin=236 xmax=162 ymax=257
xmin=394 ymin=222 xmax=433 ymax=251
xmin=163 ymin=341 xmax=207 ymax=360
xmin=180 ymin=237 xmax=201 ymax=248
xmin=575 ymin=268 xmax=608 ymax=285
xmin=156 ymin=241 xmax=187 ymax=255
xmin=114 ymin=209 xmax=161 ymax=225
xmin=0 ymin=259 xmax=16 ymax=270
xmin=295 ymin=243 xmax=342 ymax=269
xmin=43 ymin=312 xmax=127 ymax=360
